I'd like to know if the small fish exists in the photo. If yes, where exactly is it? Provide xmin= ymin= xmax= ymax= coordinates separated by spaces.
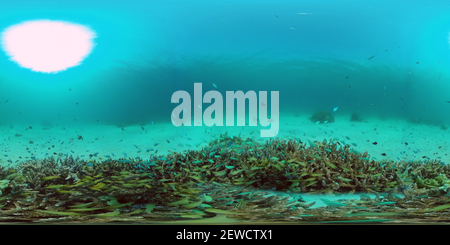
xmin=405 ymin=142 xmax=408 ymax=145
xmin=321 ymin=198 xmax=347 ymax=207
xmin=154 ymin=143 xmax=159 ymax=146
xmin=141 ymin=126 xmax=145 ymax=130
xmin=121 ymin=127 xmax=124 ymax=131
xmin=5 ymin=99 xmax=8 ymax=103
xmin=324 ymin=120 xmax=328 ymax=124
xmin=372 ymin=142 xmax=377 ymax=145
xmin=381 ymin=153 xmax=386 ymax=156
xmin=234 ymin=199 xmax=246 ymax=209
xmin=374 ymin=201 xmax=396 ymax=205
xmin=346 ymin=76 xmax=349 ymax=79
xmin=167 ymin=139 xmax=170 ymax=143
xmin=152 ymin=121 xmax=154 ymax=125
xmin=212 ymin=83 xmax=217 ymax=88
xmin=333 ymin=107 xmax=338 ymax=112
xmin=368 ymin=55 xmax=376 ymax=60
xmin=42 ymin=176 xmax=60 ymax=180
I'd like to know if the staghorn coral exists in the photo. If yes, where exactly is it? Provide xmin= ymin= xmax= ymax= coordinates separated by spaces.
xmin=1 ymin=135 xmax=450 ymax=222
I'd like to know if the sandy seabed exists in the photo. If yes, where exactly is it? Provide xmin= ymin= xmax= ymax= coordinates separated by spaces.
xmin=1 ymin=114 xmax=447 ymax=166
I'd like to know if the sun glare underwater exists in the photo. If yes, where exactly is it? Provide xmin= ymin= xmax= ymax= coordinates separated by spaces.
xmin=1 ymin=20 xmax=96 ymax=73
xmin=1 ymin=0 xmax=450 ymax=224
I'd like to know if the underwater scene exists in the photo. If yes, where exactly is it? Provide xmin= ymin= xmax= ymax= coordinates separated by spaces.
xmin=0 ymin=0 xmax=450 ymax=225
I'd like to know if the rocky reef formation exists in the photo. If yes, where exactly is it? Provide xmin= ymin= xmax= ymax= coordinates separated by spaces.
xmin=309 ymin=111 xmax=334 ymax=124
xmin=350 ymin=112 xmax=363 ymax=122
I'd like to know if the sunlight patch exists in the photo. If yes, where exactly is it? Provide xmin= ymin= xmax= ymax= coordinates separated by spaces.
xmin=1 ymin=20 xmax=96 ymax=73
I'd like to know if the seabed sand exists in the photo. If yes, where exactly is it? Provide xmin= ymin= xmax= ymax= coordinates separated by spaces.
xmin=0 ymin=114 xmax=448 ymax=209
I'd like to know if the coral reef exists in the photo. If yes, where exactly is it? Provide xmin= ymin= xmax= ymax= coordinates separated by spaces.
xmin=1 ymin=134 xmax=450 ymax=223
xmin=309 ymin=111 xmax=334 ymax=124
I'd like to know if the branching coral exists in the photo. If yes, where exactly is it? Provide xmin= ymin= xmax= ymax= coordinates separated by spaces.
xmin=0 ymin=134 xmax=449 ymax=222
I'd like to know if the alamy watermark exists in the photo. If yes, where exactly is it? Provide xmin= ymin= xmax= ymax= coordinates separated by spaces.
xmin=171 ymin=83 xmax=279 ymax=137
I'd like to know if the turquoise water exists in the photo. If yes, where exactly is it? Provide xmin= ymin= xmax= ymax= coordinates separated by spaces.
xmin=0 ymin=0 xmax=449 ymax=125
xmin=0 ymin=0 xmax=450 ymax=224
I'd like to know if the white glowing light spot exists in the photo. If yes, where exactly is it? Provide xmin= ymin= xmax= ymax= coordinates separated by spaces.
xmin=1 ymin=20 xmax=96 ymax=73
